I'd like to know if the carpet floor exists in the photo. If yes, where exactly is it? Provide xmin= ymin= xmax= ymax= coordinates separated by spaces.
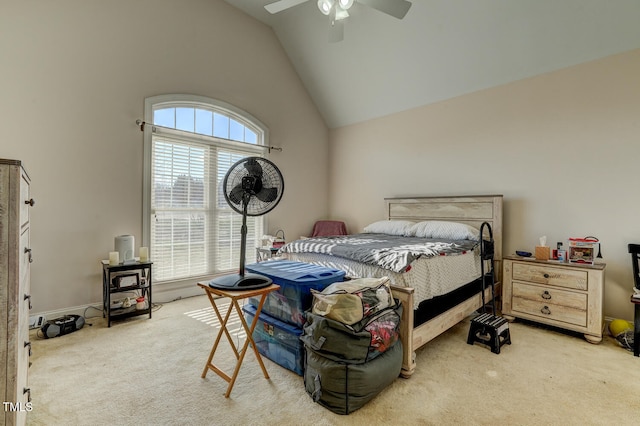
xmin=26 ymin=294 xmax=640 ymax=425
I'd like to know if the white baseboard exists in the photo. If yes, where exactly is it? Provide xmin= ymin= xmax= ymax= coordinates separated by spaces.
xmin=32 ymin=303 xmax=103 ymax=322
xmin=31 ymin=279 xmax=206 ymax=321
xmin=604 ymin=315 xmax=634 ymax=324
xmin=152 ymin=280 xmax=204 ymax=303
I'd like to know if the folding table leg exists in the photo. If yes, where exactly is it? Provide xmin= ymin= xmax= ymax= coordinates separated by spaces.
xmin=197 ymin=283 xmax=279 ymax=398
xmin=201 ymin=294 xmax=241 ymax=380
xmin=222 ymin=293 xmax=272 ymax=397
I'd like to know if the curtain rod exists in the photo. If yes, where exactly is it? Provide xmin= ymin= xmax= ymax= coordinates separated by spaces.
xmin=135 ymin=119 xmax=282 ymax=153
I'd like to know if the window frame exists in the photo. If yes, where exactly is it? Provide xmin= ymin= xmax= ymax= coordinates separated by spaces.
xmin=142 ymin=94 xmax=270 ymax=285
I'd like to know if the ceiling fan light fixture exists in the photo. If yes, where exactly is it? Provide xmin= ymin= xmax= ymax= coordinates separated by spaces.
xmin=335 ymin=7 xmax=349 ymax=20
xmin=338 ymin=0 xmax=354 ymax=9
xmin=317 ymin=0 xmax=334 ymax=15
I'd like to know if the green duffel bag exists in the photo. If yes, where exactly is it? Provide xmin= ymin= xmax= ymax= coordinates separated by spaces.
xmin=301 ymin=299 xmax=402 ymax=364
xmin=304 ymin=340 xmax=402 ymax=415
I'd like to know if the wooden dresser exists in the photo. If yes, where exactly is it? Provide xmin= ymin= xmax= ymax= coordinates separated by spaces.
xmin=502 ymin=255 xmax=605 ymax=343
xmin=0 ymin=159 xmax=33 ymax=425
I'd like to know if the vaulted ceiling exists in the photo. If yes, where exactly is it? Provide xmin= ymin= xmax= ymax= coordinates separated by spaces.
xmin=224 ymin=1 xmax=640 ymax=129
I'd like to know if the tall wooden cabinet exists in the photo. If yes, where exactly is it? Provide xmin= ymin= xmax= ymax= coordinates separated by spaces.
xmin=0 ymin=159 xmax=33 ymax=426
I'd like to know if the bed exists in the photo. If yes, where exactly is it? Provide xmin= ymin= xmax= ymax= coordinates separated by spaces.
xmin=278 ymin=195 xmax=503 ymax=377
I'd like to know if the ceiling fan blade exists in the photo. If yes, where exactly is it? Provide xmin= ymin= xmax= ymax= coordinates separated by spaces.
xmin=228 ymin=184 xmax=245 ymax=205
xmin=328 ymin=20 xmax=344 ymax=43
xmin=265 ymin=0 xmax=310 ymax=14
xmin=255 ymin=186 xmax=278 ymax=203
xmin=328 ymin=5 xmax=344 ymax=43
xmin=357 ymin=0 xmax=412 ymax=19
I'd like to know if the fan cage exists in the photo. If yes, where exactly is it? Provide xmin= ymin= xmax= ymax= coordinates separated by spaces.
xmin=223 ymin=157 xmax=284 ymax=217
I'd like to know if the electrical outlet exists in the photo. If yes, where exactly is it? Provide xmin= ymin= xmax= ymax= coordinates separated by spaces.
xmin=29 ymin=315 xmax=46 ymax=329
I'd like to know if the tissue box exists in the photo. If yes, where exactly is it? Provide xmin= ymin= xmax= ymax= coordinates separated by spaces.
xmin=535 ymin=246 xmax=550 ymax=260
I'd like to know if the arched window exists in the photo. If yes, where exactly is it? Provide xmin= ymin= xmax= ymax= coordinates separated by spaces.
xmin=143 ymin=95 xmax=268 ymax=283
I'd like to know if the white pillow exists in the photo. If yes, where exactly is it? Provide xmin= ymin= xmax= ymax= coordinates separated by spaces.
xmin=409 ymin=221 xmax=480 ymax=241
xmin=362 ymin=220 xmax=415 ymax=236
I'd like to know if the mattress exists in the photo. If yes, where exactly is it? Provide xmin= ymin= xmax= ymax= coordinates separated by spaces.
xmin=280 ymin=250 xmax=482 ymax=310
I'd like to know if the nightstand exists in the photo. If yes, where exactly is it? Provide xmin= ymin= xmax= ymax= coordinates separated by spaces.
xmin=502 ymin=256 xmax=605 ymax=343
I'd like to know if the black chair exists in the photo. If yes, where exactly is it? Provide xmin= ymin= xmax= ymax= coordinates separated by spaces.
xmin=627 ymin=244 xmax=640 ymax=356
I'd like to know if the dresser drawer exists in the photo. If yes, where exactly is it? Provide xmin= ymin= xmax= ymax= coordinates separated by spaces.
xmin=512 ymin=262 xmax=588 ymax=291
xmin=512 ymin=282 xmax=587 ymax=327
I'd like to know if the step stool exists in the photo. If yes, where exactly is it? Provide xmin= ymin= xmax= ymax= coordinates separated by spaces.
xmin=467 ymin=312 xmax=511 ymax=354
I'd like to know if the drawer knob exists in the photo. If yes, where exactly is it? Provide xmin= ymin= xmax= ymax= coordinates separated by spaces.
xmin=541 ymin=306 xmax=551 ymax=315
xmin=24 ymin=294 xmax=32 ymax=309
xmin=541 ymin=290 xmax=552 ymax=300
xmin=25 ymin=198 xmax=35 ymax=206
xmin=25 ymin=247 xmax=33 ymax=263
xmin=543 ymin=273 xmax=550 ymax=279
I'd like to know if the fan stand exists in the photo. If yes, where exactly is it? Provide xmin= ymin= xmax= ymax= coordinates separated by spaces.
xmin=209 ymin=193 xmax=273 ymax=291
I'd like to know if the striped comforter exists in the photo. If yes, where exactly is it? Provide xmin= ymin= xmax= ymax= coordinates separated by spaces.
xmin=277 ymin=233 xmax=478 ymax=274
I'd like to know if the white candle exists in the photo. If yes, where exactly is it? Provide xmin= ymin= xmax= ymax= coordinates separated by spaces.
xmin=109 ymin=251 xmax=119 ymax=265
xmin=139 ymin=247 xmax=149 ymax=262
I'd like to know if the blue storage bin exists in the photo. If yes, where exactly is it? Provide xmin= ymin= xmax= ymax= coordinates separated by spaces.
xmin=242 ymin=304 xmax=304 ymax=376
xmin=245 ymin=260 xmax=345 ymax=327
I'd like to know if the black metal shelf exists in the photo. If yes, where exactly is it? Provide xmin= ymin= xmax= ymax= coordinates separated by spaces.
xmin=101 ymin=260 xmax=153 ymax=327
xmin=109 ymin=306 xmax=151 ymax=319
xmin=110 ymin=284 xmax=150 ymax=294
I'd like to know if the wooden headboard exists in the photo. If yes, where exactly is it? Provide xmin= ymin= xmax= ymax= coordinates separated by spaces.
xmin=384 ymin=195 xmax=503 ymax=262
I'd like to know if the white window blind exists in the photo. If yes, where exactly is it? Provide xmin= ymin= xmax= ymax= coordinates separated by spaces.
xmin=144 ymin=96 xmax=266 ymax=283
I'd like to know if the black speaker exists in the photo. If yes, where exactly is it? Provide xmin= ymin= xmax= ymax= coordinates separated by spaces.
xmin=41 ymin=315 xmax=85 ymax=338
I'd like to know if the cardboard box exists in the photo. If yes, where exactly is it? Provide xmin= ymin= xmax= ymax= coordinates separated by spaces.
xmin=535 ymin=246 xmax=550 ymax=260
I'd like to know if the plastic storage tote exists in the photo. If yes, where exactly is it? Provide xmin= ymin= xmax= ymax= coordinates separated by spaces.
xmin=242 ymin=304 xmax=304 ymax=376
xmin=245 ymin=260 xmax=345 ymax=327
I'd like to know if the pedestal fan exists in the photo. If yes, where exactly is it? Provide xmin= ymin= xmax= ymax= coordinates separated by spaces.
xmin=209 ymin=157 xmax=284 ymax=290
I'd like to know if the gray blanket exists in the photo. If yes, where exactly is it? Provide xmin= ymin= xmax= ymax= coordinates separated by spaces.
xmin=277 ymin=233 xmax=478 ymax=273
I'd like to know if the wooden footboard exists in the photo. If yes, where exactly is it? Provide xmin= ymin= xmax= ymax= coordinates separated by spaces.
xmin=389 ymin=285 xmax=416 ymax=377
xmin=391 ymin=284 xmax=497 ymax=378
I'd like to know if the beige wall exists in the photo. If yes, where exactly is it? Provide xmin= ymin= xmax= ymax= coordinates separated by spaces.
xmin=2 ymin=1 xmax=638 ymax=322
xmin=329 ymin=49 xmax=640 ymax=321
xmin=0 ymin=0 xmax=329 ymax=313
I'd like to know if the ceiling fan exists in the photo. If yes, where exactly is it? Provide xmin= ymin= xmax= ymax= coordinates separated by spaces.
xmin=264 ymin=0 xmax=412 ymax=43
